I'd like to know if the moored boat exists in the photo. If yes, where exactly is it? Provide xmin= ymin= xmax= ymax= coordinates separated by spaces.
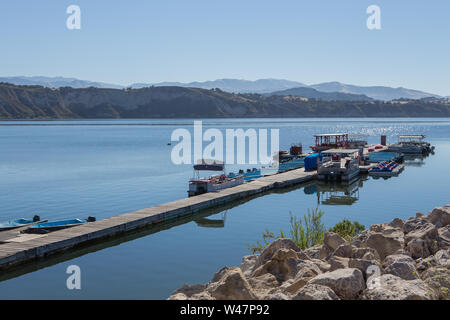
xmin=188 ymin=160 xmax=244 ymax=197
xmin=317 ymin=149 xmax=360 ymax=182
xmin=368 ymin=161 xmax=404 ymax=177
xmin=24 ymin=217 xmax=96 ymax=234
xmin=387 ymin=135 xmax=434 ymax=154
xmin=0 ymin=215 xmax=44 ymax=231
xmin=310 ymin=133 xmax=349 ymax=152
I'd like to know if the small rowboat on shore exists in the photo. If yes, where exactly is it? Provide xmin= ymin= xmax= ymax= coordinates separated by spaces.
xmin=24 ymin=217 xmax=96 ymax=234
xmin=0 ymin=216 xmax=44 ymax=231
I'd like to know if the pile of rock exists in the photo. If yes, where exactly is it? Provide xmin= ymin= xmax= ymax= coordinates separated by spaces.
xmin=169 ymin=205 xmax=450 ymax=300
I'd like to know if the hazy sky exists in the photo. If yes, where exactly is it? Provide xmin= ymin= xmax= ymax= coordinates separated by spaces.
xmin=1 ymin=0 xmax=449 ymax=95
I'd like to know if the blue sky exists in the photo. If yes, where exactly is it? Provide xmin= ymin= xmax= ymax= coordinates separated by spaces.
xmin=1 ymin=0 xmax=449 ymax=95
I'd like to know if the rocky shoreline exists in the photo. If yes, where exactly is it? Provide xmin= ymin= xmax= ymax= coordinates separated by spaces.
xmin=169 ymin=205 xmax=450 ymax=300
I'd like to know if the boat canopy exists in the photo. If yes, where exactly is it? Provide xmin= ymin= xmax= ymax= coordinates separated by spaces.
xmin=321 ymin=149 xmax=360 ymax=156
xmin=313 ymin=133 xmax=348 ymax=137
xmin=398 ymin=135 xmax=425 ymax=141
xmin=193 ymin=159 xmax=225 ymax=171
xmin=311 ymin=133 xmax=349 ymax=150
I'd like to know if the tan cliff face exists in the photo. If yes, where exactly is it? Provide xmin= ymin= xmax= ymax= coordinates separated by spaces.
xmin=0 ymin=83 xmax=449 ymax=119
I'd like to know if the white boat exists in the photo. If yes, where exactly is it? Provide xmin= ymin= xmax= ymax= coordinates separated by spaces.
xmin=387 ymin=135 xmax=434 ymax=154
xmin=317 ymin=149 xmax=360 ymax=182
xmin=188 ymin=160 xmax=244 ymax=197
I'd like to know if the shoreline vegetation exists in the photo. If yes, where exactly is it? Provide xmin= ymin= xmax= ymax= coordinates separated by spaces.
xmin=248 ymin=210 xmax=365 ymax=254
xmin=169 ymin=205 xmax=450 ymax=300
xmin=1 ymin=83 xmax=450 ymax=119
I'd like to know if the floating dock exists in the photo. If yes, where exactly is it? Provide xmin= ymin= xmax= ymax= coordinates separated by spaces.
xmin=0 ymin=168 xmax=317 ymax=271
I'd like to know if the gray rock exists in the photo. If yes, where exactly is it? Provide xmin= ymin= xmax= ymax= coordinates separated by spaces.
xmin=348 ymin=258 xmax=381 ymax=280
xmin=383 ymin=254 xmax=419 ymax=280
xmin=323 ymin=232 xmax=346 ymax=251
xmin=240 ymin=255 xmax=258 ymax=278
xmin=168 ymin=283 xmax=208 ymax=300
xmin=308 ymin=268 xmax=365 ymax=300
xmin=421 ymin=267 xmax=450 ymax=299
xmin=427 ymin=206 xmax=450 ymax=228
xmin=388 ymin=217 xmax=405 ymax=229
xmin=251 ymin=248 xmax=299 ymax=281
xmin=363 ymin=274 xmax=436 ymax=300
xmin=207 ymin=267 xmax=258 ymax=300
xmin=366 ymin=231 xmax=404 ymax=261
xmin=332 ymin=243 xmax=354 ymax=258
xmin=304 ymin=244 xmax=322 ymax=259
xmin=327 ymin=256 xmax=349 ymax=271
xmin=434 ymin=248 xmax=450 ymax=267
xmin=292 ymin=283 xmax=340 ymax=300
xmin=254 ymin=238 xmax=301 ymax=269
xmin=438 ymin=226 xmax=450 ymax=249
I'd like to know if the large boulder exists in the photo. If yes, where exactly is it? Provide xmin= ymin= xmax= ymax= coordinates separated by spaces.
xmin=327 ymin=256 xmax=349 ymax=271
xmin=251 ymin=248 xmax=299 ymax=281
xmin=404 ymin=221 xmax=439 ymax=244
xmin=427 ymin=205 xmax=450 ymax=228
xmin=207 ymin=267 xmax=258 ymax=300
xmin=254 ymin=238 xmax=301 ymax=269
xmin=240 ymin=255 xmax=258 ymax=278
xmin=292 ymin=283 xmax=340 ymax=300
xmin=437 ymin=226 xmax=450 ymax=249
xmin=421 ymin=267 xmax=450 ymax=300
xmin=387 ymin=217 xmax=405 ymax=229
xmin=320 ymin=232 xmax=346 ymax=259
xmin=382 ymin=254 xmax=419 ymax=280
xmin=309 ymin=258 xmax=331 ymax=273
xmin=352 ymin=247 xmax=381 ymax=261
xmin=348 ymin=258 xmax=381 ymax=280
xmin=324 ymin=232 xmax=346 ymax=251
xmin=366 ymin=230 xmax=404 ymax=261
xmin=434 ymin=248 xmax=450 ymax=267
xmin=248 ymin=273 xmax=279 ymax=298
xmin=168 ymin=284 xmax=211 ymax=300
xmin=304 ymin=244 xmax=322 ymax=259
xmin=403 ymin=216 xmax=429 ymax=233
xmin=406 ymin=239 xmax=430 ymax=260
xmin=332 ymin=243 xmax=355 ymax=259
xmin=308 ymin=268 xmax=365 ymax=300
xmin=363 ymin=274 xmax=436 ymax=300
xmin=295 ymin=259 xmax=323 ymax=277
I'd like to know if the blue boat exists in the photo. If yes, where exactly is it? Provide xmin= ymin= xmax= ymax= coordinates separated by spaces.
xmin=0 ymin=216 xmax=43 ymax=231
xmin=25 ymin=217 xmax=96 ymax=234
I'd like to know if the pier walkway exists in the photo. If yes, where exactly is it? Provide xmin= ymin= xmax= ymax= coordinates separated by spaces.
xmin=0 ymin=168 xmax=317 ymax=270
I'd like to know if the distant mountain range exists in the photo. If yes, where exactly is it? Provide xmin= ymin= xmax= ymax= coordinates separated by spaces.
xmin=0 ymin=76 xmax=444 ymax=101
xmin=309 ymin=82 xmax=440 ymax=101
xmin=0 ymin=83 xmax=449 ymax=119
xmin=131 ymin=79 xmax=306 ymax=94
xmin=0 ymin=76 xmax=123 ymax=89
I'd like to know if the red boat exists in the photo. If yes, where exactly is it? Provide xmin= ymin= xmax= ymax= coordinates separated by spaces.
xmin=310 ymin=133 xmax=349 ymax=152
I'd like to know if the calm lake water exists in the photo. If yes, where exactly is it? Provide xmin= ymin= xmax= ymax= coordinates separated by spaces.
xmin=0 ymin=118 xmax=449 ymax=299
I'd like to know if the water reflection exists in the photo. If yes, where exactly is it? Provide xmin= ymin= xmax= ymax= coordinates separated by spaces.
xmin=403 ymin=154 xmax=429 ymax=167
xmin=304 ymin=177 xmax=368 ymax=206
xmin=195 ymin=212 xmax=227 ymax=228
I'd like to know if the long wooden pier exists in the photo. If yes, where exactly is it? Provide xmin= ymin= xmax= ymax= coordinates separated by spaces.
xmin=0 ymin=168 xmax=317 ymax=271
